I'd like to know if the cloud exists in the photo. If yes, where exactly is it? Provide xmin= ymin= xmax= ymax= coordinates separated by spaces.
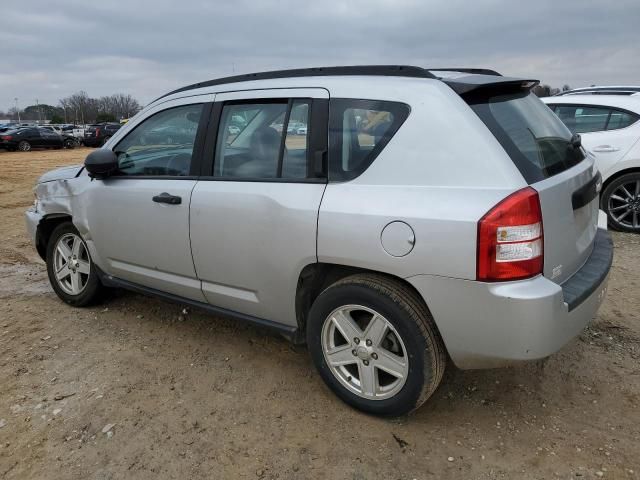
xmin=1 ymin=0 xmax=638 ymax=110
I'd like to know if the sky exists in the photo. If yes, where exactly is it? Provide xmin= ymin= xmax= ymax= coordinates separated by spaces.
xmin=1 ymin=0 xmax=638 ymax=111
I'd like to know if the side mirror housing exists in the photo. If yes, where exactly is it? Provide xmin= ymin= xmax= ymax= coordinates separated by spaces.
xmin=85 ymin=149 xmax=118 ymax=178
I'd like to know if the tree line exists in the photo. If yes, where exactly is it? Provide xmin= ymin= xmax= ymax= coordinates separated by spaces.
xmin=1 ymin=92 xmax=142 ymax=124
xmin=532 ymin=83 xmax=572 ymax=97
xmin=0 ymin=83 xmax=572 ymax=124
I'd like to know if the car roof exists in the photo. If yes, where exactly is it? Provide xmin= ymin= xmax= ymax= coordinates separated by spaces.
xmin=152 ymin=65 xmax=537 ymax=106
xmin=541 ymin=94 xmax=640 ymax=114
xmin=555 ymin=86 xmax=640 ymax=96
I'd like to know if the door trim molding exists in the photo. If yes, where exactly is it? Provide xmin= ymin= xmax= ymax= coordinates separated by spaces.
xmin=95 ymin=266 xmax=303 ymax=343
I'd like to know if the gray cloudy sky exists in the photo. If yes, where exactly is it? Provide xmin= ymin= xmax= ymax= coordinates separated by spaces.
xmin=1 ymin=0 xmax=638 ymax=111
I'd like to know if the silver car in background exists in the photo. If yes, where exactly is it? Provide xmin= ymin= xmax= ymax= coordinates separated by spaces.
xmin=25 ymin=66 xmax=612 ymax=416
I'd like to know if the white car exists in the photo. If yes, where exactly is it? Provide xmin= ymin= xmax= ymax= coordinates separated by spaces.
xmin=543 ymin=95 xmax=640 ymax=232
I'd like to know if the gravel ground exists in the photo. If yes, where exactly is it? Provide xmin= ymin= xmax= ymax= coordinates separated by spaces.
xmin=0 ymin=148 xmax=639 ymax=480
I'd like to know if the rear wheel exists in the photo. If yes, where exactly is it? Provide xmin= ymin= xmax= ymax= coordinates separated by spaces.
xmin=101 ymin=136 xmax=111 ymax=146
xmin=601 ymin=172 xmax=640 ymax=233
xmin=64 ymin=139 xmax=75 ymax=149
xmin=18 ymin=141 xmax=31 ymax=152
xmin=307 ymin=274 xmax=446 ymax=416
xmin=46 ymin=222 xmax=104 ymax=306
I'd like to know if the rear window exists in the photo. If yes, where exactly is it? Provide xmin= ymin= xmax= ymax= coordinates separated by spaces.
xmin=469 ymin=92 xmax=585 ymax=183
xmin=329 ymin=99 xmax=410 ymax=182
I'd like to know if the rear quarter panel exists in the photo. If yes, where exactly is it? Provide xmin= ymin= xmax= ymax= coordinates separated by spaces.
xmin=318 ymin=82 xmax=526 ymax=280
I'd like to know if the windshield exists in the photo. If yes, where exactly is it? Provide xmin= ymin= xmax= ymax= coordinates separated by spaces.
xmin=469 ymin=91 xmax=585 ymax=183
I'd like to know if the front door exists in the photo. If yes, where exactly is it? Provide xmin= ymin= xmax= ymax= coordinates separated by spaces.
xmin=81 ymin=96 xmax=213 ymax=301
xmin=189 ymin=88 xmax=329 ymax=326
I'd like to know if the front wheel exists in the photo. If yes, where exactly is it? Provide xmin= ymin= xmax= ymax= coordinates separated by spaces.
xmin=18 ymin=141 xmax=31 ymax=152
xmin=46 ymin=222 xmax=104 ymax=306
xmin=64 ymin=139 xmax=75 ymax=149
xmin=601 ymin=172 xmax=640 ymax=233
xmin=307 ymin=274 xmax=446 ymax=416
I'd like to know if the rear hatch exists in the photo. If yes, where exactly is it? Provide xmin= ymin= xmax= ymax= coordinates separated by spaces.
xmin=85 ymin=125 xmax=99 ymax=138
xmin=464 ymin=83 xmax=599 ymax=284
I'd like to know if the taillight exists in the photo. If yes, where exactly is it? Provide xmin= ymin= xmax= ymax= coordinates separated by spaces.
xmin=95 ymin=128 xmax=101 ymax=137
xmin=477 ymin=187 xmax=543 ymax=282
xmin=0 ymin=135 xmax=11 ymax=141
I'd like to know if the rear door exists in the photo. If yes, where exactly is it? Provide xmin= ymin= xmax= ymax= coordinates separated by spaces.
xmin=548 ymin=103 xmax=640 ymax=177
xmin=40 ymin=128 xmax=62 ymax=147
xmin=189 ymin=88 xmax=329 ymax=327
xmin=26 ymin=128 xmax=44 ymax=147
xmin=469 ymin=91 xmax=599 ymax=284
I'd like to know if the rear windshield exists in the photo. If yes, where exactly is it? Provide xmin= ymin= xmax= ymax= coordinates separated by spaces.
xmin=468 ymin=91 xmax=585 ymax=183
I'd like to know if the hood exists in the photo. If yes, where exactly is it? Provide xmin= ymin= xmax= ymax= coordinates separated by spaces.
xmin=37 ymin=164 xmax=84 ymax=183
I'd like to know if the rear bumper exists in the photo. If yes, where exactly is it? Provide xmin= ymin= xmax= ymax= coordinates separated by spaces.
xmin=408 ymin=228 xmax=613 ymax=369
xmin=83 ymin=137 xmax=101 ymax=146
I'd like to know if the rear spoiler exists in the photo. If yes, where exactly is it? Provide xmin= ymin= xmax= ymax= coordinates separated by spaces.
xmin=443 ymin=75 xmax=539 ymax=95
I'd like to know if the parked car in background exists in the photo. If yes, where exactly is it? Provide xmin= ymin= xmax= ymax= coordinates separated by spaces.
xmin=63 ymin=125 xmax=86 ymax=141
xmin=555 ymin=86 xmax=640 ymax=96
xmin=542 ymin=95 xmax=640 ymax=232
xmin=84 ymin=123 xmax=121 ymax=147
xmin=39 ymin=126 xmax=80 ymax=148
xmin=26 ymin=66 xmax=613 ymax=416
xmin=1 ymin=127 xmax=65 ymax=151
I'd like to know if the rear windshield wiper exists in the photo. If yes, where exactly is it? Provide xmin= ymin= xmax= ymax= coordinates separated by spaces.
xmin=570 ymin=133 xmax=582 ymax=149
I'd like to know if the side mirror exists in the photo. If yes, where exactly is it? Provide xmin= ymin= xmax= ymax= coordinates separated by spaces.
xmin=84 ymin=149 xmax=118 ymax=179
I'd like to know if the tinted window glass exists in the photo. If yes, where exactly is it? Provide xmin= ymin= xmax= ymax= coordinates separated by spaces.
xmin=554 ymin=105 xmax=610 ymax=133
xmin=113 ymin=103 xmax=203 ymax=176
xmin=469 ymin=92 xmax=584 ymax=183
xmin=607 ymin=109 xmax=639 ymax=130
xmin=329 ymin=99 xmax=410 ymax=182
xmin=214 ymin=100 xmax=311 ymax=179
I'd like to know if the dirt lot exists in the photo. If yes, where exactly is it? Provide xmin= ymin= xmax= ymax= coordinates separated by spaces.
xmin=0 ymin=148 xmax=639 ymax=480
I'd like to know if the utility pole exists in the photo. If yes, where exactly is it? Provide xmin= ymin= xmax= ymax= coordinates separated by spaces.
xmin=36 ymin=98 xmax=41 ymax=123
xmin=14 ymin=98 xmax=20 ymax=123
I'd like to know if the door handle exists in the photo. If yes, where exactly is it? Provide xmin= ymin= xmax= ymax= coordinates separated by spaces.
xmin=152 ymin=192 xmax=182 ymax=205
xmin=592 ymin=145 xmax=619 ymax=153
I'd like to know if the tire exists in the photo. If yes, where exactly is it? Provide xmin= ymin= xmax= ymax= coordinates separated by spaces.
xmin=101 ymin=136 xmax=111 ymax=146
xmin=18 ymin=141 xmax=31 ymax=152
xmin=306 ymin=273 xmax=446 ymax=416
xmin=601 ymin=171 xmax=640 ymax=233
xmin=64 ymin=139 xmax=75 ymax=149
xmin=46 ymin=222 xmax=104 ymax=307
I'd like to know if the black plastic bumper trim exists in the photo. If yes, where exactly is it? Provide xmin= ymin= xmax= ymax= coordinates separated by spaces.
xmin=561 ymin=228 xmax=613 ymax=311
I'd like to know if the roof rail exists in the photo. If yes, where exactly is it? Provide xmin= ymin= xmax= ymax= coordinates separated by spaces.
xmin=158 ymin=65 xmax=437 ymax=100
xmin=428 ymin=68 xmax=502 ymax=77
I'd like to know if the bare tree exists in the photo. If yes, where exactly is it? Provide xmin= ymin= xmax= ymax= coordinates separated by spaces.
xmin=60 ymin=92 xmax=142 ymax=124
xmin=533 ymin=84 xmax=552 ymax=97
xmin=98 ymin=94 xmax=141 ymax=120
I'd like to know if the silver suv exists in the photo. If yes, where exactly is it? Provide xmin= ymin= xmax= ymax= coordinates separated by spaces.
xmin=26 ymin=66 xmax=613 ymax=416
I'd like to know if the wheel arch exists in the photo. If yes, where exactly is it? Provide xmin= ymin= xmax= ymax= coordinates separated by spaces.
xmin=35 ymin=214 xmax=73 ymax=260
xmin=601 ymin=166 xmax=640 ymax=208
xmin=295 ymin=262 xmax=441 ymax=339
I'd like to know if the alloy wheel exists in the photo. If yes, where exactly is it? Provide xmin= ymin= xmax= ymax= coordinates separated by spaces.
xmin=18 ymin=141 xmax=31 ymax=152
xmin=608 ymin=179 xmax=640 ymax=230
xmin=53 ymin=233 xmax=91 ymax=295
xmin=321 ymin=305 xmax=409 ymax=400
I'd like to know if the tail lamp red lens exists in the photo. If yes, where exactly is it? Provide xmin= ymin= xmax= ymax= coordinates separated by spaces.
xmin=477 ymin=187 xmax=543 ymax=282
